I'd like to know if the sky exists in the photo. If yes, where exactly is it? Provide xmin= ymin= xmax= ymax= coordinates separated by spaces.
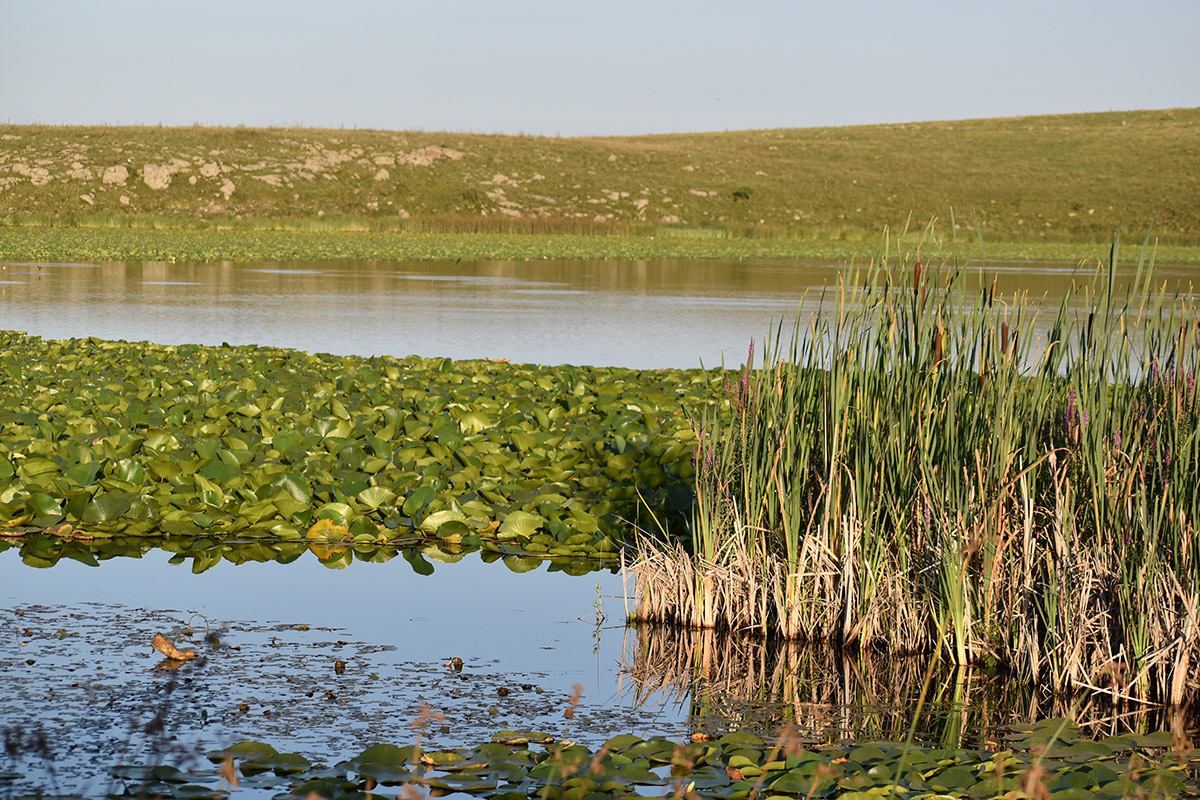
xmin=3 ymin=0 xmax=1198 ymax=136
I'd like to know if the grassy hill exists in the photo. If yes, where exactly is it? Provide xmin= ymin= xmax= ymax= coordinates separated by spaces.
xmin=1 ymin=108 xmax=1197 ymax=246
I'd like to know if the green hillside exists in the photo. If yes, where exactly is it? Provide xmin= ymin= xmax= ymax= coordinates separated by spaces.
xmin=2 ymin=108 xmax=1197 ymax=246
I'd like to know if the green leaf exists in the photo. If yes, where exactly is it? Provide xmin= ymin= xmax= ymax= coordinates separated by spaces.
xmin=498 ymin=510 xmax=545 ymax=539
xmin=419 ymin=509 xmax=467 ymax=534
xmin=403 ymin=486 xmax=437 ymax=516
xmin=270 ymin=471 xmax=312 ymax=503
xmin=207 ymin=741 xmax=278 ymax=762
xmin=81 ymin=492 xmax=133 ymax=524
xmin=358 ymin=486 xmax=396 ymax=509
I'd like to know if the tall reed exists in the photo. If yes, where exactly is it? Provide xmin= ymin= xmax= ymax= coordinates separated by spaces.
xmin=629 ymin=227 xmax=1200 ymax=706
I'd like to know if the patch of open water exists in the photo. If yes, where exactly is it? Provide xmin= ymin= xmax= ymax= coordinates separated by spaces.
xmin=3 ymin=257 xmax=1193 ymax=370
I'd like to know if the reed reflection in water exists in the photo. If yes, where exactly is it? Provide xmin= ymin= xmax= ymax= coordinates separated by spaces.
xmin=621 ymin=625 xmax=1199 ymax=749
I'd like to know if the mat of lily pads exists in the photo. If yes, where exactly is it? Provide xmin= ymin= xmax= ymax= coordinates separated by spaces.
xmin=32 ymin=723 xmax=1200 ymax=799
xmin=0 ymin=331 xmax=715 ymax=554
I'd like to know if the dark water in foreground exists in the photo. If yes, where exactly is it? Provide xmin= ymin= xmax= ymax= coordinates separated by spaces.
xmin=3 ymin=545 xmax=1192 ymax=795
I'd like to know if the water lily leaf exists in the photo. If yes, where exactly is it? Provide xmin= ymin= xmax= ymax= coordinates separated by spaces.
xmin=113 ymin=458 xmax=145 ymax=484
xmin=26 ymin=493 xmax=63 ymax=518
xmin=931 ymin=765 xmax=978 ymax=790
xmin=82 ymin=492 xmax=132 ymax=524
xmin=306 ymin=518 xmax=349 ymax=542
xmin=357 ymin=486 xmax=396 ymax=509
xmin=270 ymin=471 xmax=312 ymax=503
xmin=152 ymin=633 xmax=197 ymax=661
xmin=403 ymin=486 xmax=437 ymax=516
xmin=245 ymin=752 xmax=310 ymax=775
xmin=17 ymin=458 xmax=59 ymax=479
xmin=64 ymin=461 xmax=102 ymax=486
xmin=419 ymin=509 xmax=467 ymax=534
xmin=314 ymin=502 xmax=351 ymax=525
xmin=498 ymin=510 xmax=545 ymax=539
xmin=208 ymin=741 xmax=278 ymax=762
xmin=459 ymin=410 xmax=493 ymax=435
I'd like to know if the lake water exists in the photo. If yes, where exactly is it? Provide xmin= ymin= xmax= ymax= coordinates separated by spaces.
xmin=2 ymin=254 xmax=1197 ymax=794
xmin=3 ymin=257 xmax=1193 ymax=369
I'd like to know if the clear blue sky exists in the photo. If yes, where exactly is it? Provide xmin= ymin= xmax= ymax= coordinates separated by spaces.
xmin=3 ymin=0 xmax=1197 ymax=136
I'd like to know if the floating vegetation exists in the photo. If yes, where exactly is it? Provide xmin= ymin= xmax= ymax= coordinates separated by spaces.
xmin=630 ymin=232 xmax=1200 ymax=706
xmin=0 ymin=332 xmax=713 ymax=555
xmin=18 ymin=723 xmax=1200 ymax=799
xmin=5 ymin=224 xmax=1200 ymax=266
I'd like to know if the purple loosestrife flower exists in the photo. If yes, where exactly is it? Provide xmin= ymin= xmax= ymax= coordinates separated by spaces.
xmin=1063 ymin=387 xmax=1077 ymax=436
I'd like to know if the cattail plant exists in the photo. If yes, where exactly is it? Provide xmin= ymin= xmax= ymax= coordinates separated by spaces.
xmin=629 ymin=225 xmax=1199 ymax=707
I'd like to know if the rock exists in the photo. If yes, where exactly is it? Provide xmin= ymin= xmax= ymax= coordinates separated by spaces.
xmin=220 ymin=178 xmax=235 ymax=200
xmin=373 ymin=168 xmax=389 ymax=181
xmin=397 ymin=209 xmax=410 ymax=219
xmin=13 ymin=164 xmax=51 ymax=186
xmin=199 ymin=162 xmax=220 ymax=178
xmin=373 ymin=155 xmax=395 ymax=166
xmin=142 ymin=164 xmax=172 ymax=190
xmin=119 ymin=195 xmax=130 ymax=205
xmin=102 ymin=165 xmax=129 ymax=185
xmin=79 ymin=194 xmax=94 ymax=205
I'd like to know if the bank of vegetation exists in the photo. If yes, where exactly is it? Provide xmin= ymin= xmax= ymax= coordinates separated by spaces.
xmin=629 ymin=232 xmax=1200 ymax=707
xmin=2 ymin=108 xmax=1197 ymax=250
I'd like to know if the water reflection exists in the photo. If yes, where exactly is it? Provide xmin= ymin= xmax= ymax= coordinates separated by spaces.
xmin=0 ymin=542 xmax=683 ymax=794
xmin=3 ymin=257 xmax=1193 ymax=369
xmin=622 ymin=625 xmax=1199 ymax=749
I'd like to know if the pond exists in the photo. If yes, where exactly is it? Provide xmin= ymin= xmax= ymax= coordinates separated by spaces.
xmin=3 ymin=256 xmax=1193 ymax=369
xmin=2 ymin=255 xmax=1198 ymax=796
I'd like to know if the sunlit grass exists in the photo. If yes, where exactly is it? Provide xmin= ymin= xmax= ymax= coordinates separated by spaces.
xmin=2 ymin=108 xmax=1198 ymax=244
xmin=3 ymin=224 xmax=1200 ymax=264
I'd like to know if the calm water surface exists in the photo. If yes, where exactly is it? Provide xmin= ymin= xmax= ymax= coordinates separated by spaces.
xmin=4 ymin=257 xmax=1192 ymax=369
